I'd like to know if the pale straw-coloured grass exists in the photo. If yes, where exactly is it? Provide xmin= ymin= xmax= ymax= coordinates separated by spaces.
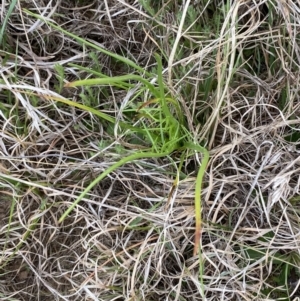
xmin=1 ymin=1 xmax=300 ymax=300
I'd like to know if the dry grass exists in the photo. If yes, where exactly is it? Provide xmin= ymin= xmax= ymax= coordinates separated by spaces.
xmin=1 ymin=0 xmax=300 ymax=300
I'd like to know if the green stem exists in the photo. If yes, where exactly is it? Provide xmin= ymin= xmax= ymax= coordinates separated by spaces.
xmin=58 ymin=150 xmax=170 ymax=223
xmin=185 ymin=142 xmax=209 ymax=255
xmin=185 ymin=142 xmax=209 ymax=295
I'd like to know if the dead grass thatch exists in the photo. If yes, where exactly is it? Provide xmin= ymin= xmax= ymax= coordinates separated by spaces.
xmin=1 ymin=0 xmax=300 ymax=300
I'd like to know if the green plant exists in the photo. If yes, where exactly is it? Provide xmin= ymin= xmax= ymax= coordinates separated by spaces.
xmin=0 ymin=0 xmax=18 ymax=46
xmin=23 ymin=9 xmax=210 ymax=265
xmin=58 ymin=55 xmax=210 ymax=258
